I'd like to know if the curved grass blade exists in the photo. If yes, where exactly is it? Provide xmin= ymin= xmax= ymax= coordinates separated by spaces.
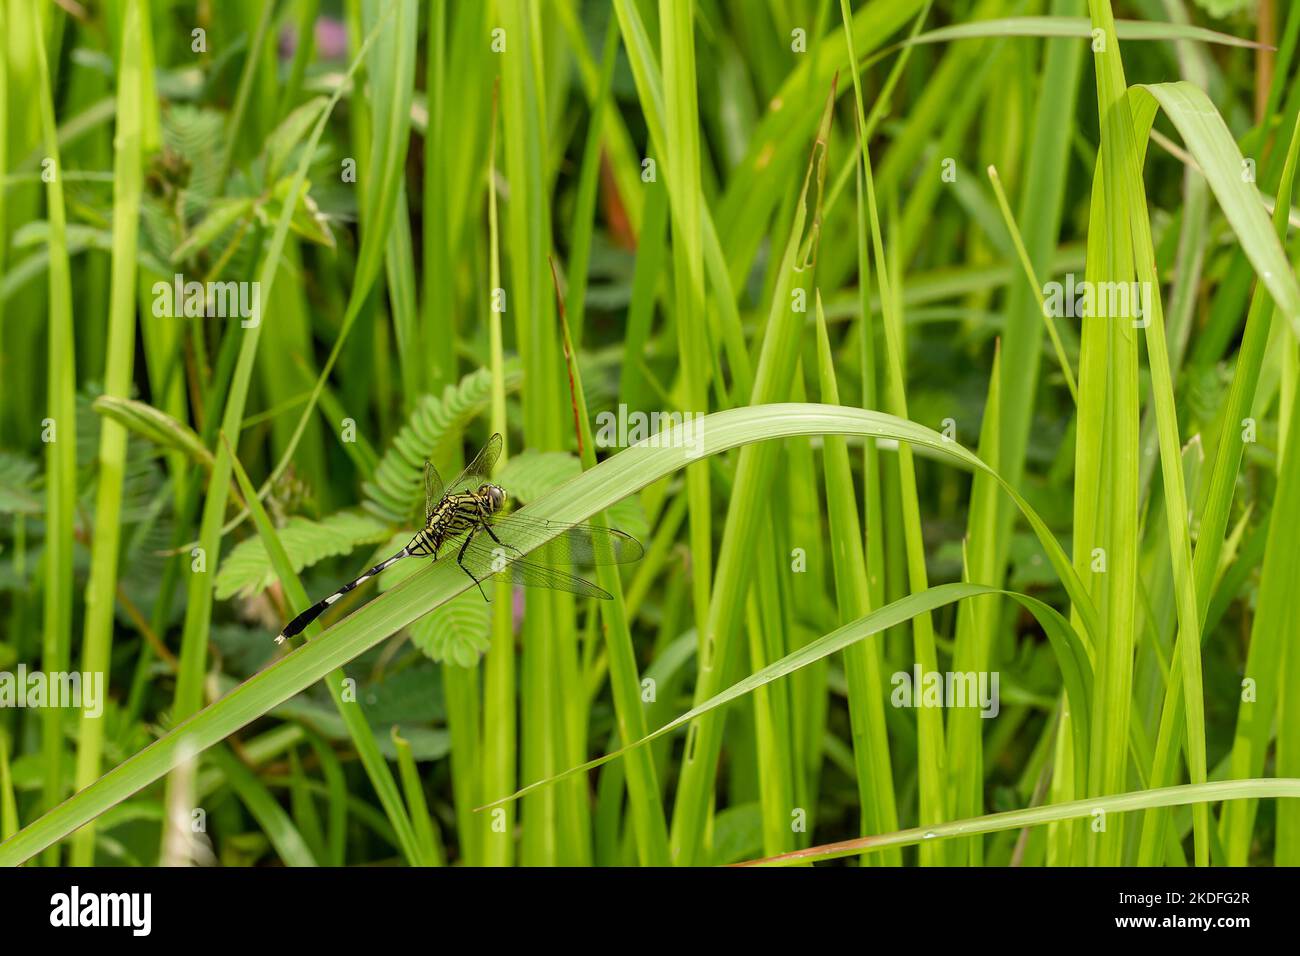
xmin=738 ymin=779 xmax=1300 ymax=867
xmin=32 ymin=0 xmax=79 ymax=865
xmin=478 ymin=582 xmax=1093 ymax=812
xmin=1135 ymin=82 xmax=1300 ymax=338
xmin=890 ymin=16 xmax=1268 ymax=54
xmin=69 ymin=0 xmax=147 ymax=866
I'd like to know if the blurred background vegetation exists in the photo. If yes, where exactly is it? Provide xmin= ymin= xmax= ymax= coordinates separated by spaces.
xmin=1 ymin=0 xmax=1298 ymax=867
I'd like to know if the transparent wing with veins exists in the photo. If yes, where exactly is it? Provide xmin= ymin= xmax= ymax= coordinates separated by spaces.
xmin=424 ymin=433 xmax=503 ymax=520
xmin=454 ymin=512 xmax=644 ymax=600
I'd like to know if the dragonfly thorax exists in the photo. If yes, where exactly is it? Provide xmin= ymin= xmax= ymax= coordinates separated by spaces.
xmin=406 ymin=483 xmax=509 ymax=559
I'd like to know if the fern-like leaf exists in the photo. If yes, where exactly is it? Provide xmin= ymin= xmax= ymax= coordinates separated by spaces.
xmin=0 ymin=451 xmax=40 ymax=514
xmin=215 ymin=510 xmax=392 ymax=599
xmin=92 ymin=395 xmax=212 ymax=468
xmin=409 ymin=591 xmax=491 ymax=666
xmin=362 ymin=362 xmax=522 ymax=523
xmin=164 ymin=105 xmax=225 ymax=213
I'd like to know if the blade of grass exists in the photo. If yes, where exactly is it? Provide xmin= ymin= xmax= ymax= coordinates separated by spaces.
xmin=68 ymin=0 xmax=146 ymax=866
xmin=740 ymin=779 xmax=1300 ymax=866
xmin=0 ymin=0 xmax=7 ymax=441
xmin=562 ymin=16 xmax=620 ymax=350
xmin=303 ymin=728 xmax=348 ymax=865
xmin=813 ymin=292 xmax=900 ymax=865
xmin=205 ymin=746 xmax=317 ymax=867
xmin=839 ymin=0 xmax=947 ymax=865
xmin=893 ymin=15 xmax=1267 ymax=53
xmin=0 ymin=730 xmax=17 ymax=840
xmin=1118 ymin=88 xmax=1209 ymax=867
xmin=1277 ymin=381 xmax=1300 ymax=865
xmin=287 ymin=747 xmax=327 ymax=864
xmin=1079 ymin=0 xmax=1142 ymax=866
xmin=1133 ymin=89 xmax=1300 ymax=864
xmin=479 ymin=80 xmax=513 ymax=868
xmin=215 ymin=0 xmax=276 ymax=191
xmin=171 ymin=1 xmax=402 ymax=728
xmin=386 ymin=181 xmax=423 ymax=400
xmin=162 ymin=5 xmax=408 ymax=858
xmin=717 ymin=0 xmax=927 ymax=287
xmin=665 ymin=82 xmax=836 ymax=866
xmin=948 ymin=341 xmax=1019 ymax=866
xmin=660 ymin=0 xmax=714 ymax=680
xmin=32 ymin=0 xmax=78 ymax=867
xmin=497 ymin=0 xmax=569 ymax=865
xmin=986 ymin=165 xmax=1078 ymax=402
xmin=557 ymin=275 xmax=672 ymax=866
xmin=480 ymin=579 xmax=1092 ymax=814
xmin=219 ymin=0 xmax=418 ymax=535
xmin=421 ymin=0 xmax=456 ymax=396
xmin=1221 ymin=348 xmax=1300 ymax=861
xmin=613 ymin=0 xmax=757 ymax=400
xmin=1136 ymin=0 xmax=1211 ymax=501
xmin=966 ymin=6 xmax=1088 ymax=860
xmin=393 ymin=728 xmax=446 ymax=866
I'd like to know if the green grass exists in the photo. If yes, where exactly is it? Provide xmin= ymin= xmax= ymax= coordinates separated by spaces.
xmin=2 ymin=0 xmax=1299 ymax=869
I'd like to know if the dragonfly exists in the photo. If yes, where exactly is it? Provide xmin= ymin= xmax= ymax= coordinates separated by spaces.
xmin=276 ymin=433 xmax=643 ymax=643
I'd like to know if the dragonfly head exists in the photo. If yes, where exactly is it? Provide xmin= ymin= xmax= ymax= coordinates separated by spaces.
xmin=479 ymin=483 xmax=507 ymax=513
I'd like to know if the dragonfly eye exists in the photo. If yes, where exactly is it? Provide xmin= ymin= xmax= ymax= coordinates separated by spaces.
xmin=486 ymin=484 xmax=506 ymax=511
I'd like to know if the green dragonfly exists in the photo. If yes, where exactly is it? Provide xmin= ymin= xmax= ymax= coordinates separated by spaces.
xmin=277 ymin=434 xmax=642 ymax=642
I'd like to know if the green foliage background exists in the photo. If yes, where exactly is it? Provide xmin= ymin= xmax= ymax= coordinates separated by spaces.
xmin=0 ymin=0 xmax=1298 ymax=867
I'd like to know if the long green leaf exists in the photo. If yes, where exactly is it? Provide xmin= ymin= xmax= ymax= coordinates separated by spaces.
xmin=480 ymin=581 xmax=1092 ymax=812
xmin=32 ymin=0 xmax=78 ymax=866
xmin=895 ymin=16 xmax=1266 ymax=52
xmin=741 ymin=780 xmax=1300 ymax=866
xmin=69 ymin=0 xmax=147 ymax=866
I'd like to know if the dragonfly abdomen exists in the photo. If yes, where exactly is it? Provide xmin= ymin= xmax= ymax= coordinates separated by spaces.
xmin=275 ymin=547 xmax=410 ymax=643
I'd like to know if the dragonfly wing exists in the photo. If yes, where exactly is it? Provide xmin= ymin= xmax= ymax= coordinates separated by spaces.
xmin=459 ymin=533 xmax=612 ymax=599
xmin=424 ymin=459 xmax=443 ymax=521
xmin=485 ymin=512 xmax=644 ymax=566
xmin=443 ymin=433 xmax=503 ymax=497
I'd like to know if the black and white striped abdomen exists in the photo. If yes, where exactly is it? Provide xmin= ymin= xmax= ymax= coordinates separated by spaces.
xmin=276 ymin=547 xmax=409 ymax=642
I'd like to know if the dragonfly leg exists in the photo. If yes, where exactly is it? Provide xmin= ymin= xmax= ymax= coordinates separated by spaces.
xmin=457 ymin=529 xmax=489 ymax=600
xmin=480 ymin=516 xmax=523 ymax=558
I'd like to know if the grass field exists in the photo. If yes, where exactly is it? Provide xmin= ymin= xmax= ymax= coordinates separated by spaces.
xmin=0 ymin=0 xmax=1298 ymax=868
